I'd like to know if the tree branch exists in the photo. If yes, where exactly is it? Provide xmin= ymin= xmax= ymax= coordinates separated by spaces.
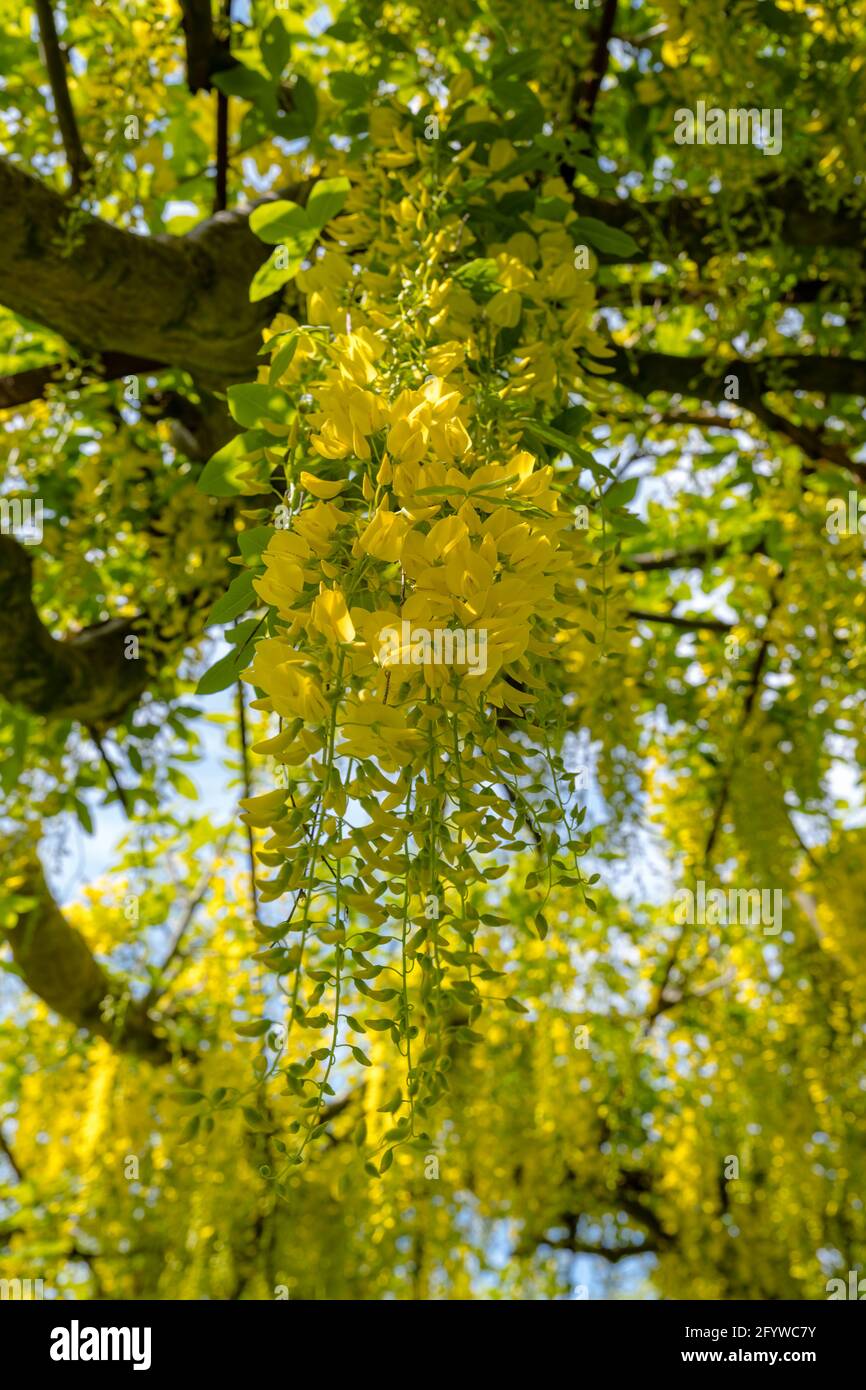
xmin=236 ymin=682 xmax=260 ymax=926
xmin=213 ymin=0 xmax=233 ymax=213
xmin=0 ymin=1125 xmax=22 ymax=1183
xmin=87 ymin=728 xmax=133 ymax=818
xmin=628 ymin=607 xmax=732 ymax=633
xmin=0 ymin=536 xmax=149 ymax=724
xmin=539 ymin=1234 xmax=657 ymax=1262
xmin=604 ymin=346 xmax=866 ymax=402
xmin=33 ymin=0 xmax=90 ymax=195
xmin=621 ymin=540 xmax=758 ymax=572
xmin=179 ymin=0 xmax=218 ymax=92
xmin=0 ymin=158 xmax=274 ymax=387
xmin=703 ymin=596 xmax=779 ymax=862
xmin=2 ymin=845 xmax=173 ymax=1062
xmin=606 ymin=347 xmax=866 ymax=479
xmin=0 ymin=353 xmax=163 ymax=412
xmin=574 ymin=0 xmax=618 ymax=134
xmin=573 ymin=178 xmax=866 ymax=265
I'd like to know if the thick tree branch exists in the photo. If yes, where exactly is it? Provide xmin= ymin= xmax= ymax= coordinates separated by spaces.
xmin=604 ymin=346 xmax=866 ymax=401
xmin=573 ymin=179 xmax=866 ymax=265
xmin=2 ymin=846 xmax=173 ymax=1062
xmin=748 ymin=396 xmax=864 ymax=476
xmin=0 ymin=158 xmax=274 ymax=387
xmin=0 ymin=536 xmax=148 ymax=724
xmin=605 ymin=347 xmax=866 ymax=479
xmin=0 ymin=353 xmax=163 ymax=411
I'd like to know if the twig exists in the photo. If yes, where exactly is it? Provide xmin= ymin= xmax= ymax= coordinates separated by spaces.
xmin=142 ymin=830 xmax=232 ymax=1010
xmin=703 ymin=594 xmax=778 ymax=861
xmin=88 ymin=727 xmax=133 ymax=818
xmin=0 ymin=1125 xmax=23 ymax=1183
xmin=236 ymin=680 xmax=259 ymax=925
xmin=628 ymin=607 xmax=732 ymax=633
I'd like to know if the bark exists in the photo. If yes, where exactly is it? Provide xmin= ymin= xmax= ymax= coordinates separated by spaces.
xmin=179 ymin=0 xmax=221 ymax=93
xmin=0 ymin=159 xmax=275 ymax=388
xmin=574 ymin=179 xmax=866 ymax=265
xmin=0 ymin=353 xmax=162 ymax=411
xmin=0 ymin=536 xmax=148 ymax=723
xmin=3 ymin=848 xmax=172 ymax=1062
xmin=604 ymin=346 xmax=866 ymax=400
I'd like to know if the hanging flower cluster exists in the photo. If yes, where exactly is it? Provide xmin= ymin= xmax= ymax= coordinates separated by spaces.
xmin=203 ymin=88 xmax=631 ymax=1175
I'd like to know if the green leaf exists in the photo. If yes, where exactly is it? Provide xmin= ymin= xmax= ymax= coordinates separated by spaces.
xmin=521 ymin=420 xmax=613 ymax=479
xmin=249 ymin=247 xmax=308 ymax=302
xmin=227 ymin=383 xmax=293 ymax=428
xmin=198 ymin=432 xmax=267 ymax=496
xmin=195 ymin=647 xmax=246 ymax=696
xmin=269 ymin=332 xmax=299 ymax=384
xmin=504 ymin=997 xmax=529 ymax=1014
xmin=534 ymin=195 xmax=571 ymax=222
xmin=226 ymin=618 xmax=262 ymax=648
xmin=207 ymin=571 xmax=257 ymax=625
xmin=168 ymin=767 xmax=197 ymax=800
xmin=176 ymin=1090 xmax=204 ymax=1105
xmin=213 ymin=63 xmax=275 ymax=109
xmin=261 ymin=17 xmax=291 ymax=79
xmin=288 ymin=74 xmax=318 ymax=133
xmin=453 ymin=257 xmax=502 ymax=301
xmin=329 ymin=70 xmax=371 ymax=107
xmin=1 ymin=714 xmax=28 ymax=795
xmin=73 ymin=797 xmax=93 ymax=835
xmin=305 ymin=176 xmax=351 ymax=228
xmin=249 ymin=199 xmax=312 ymax=246
xmin=235 ymin=1019 xmax=273 ymax=1038
xmin=377 ymin=1089 xmax=403 ymax=1114
xmin=237 ymin=526 xmax=274 ymax=565
xmin=603 ymin=477 xmax=640 ymax=509
xmin=572 ymin=216 xmax=640 ymax=258
xmin=551 ymin=404 xmax=592 ymax=436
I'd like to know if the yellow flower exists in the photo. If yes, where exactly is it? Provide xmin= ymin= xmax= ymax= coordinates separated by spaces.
xmin=252 ymin=532 xmax=309 ymax=618
xmin=247 ymin=639 xmax=330 ymax=722
xmin=358 ymin=505 xmax=410 ymax=562
xmin=311 ymin=583 xmax=356 ymax=645
xmin=486 ymin=289 xmax=522 ymax=328
xmin=300 ymin=471 xmax=347 ymax=500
